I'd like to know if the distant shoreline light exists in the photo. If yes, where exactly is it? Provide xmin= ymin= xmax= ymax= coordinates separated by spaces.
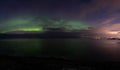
xmin=107 ymin=31 xmax=118 ymax=35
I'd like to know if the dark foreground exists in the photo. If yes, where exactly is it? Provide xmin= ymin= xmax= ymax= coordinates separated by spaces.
xmin=0 ymin=55 xmax=119 ymax=70
xmin=0 ymin=38 xmax=120 ymax=69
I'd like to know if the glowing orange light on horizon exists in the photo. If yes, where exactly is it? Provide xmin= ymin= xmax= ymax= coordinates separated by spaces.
xmin=107 ymin=31 xmax=118 ymax=35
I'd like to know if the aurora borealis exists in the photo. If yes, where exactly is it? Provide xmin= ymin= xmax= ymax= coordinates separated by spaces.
xmin=1 ymin=27 xmax=43 ymax=33
xmin=0 ymin=17 xmax=89 ymax=33
xmin=0 ymin=0 xmax=120 ymax=34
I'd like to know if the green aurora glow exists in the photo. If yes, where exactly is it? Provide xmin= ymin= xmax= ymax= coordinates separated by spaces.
xmin=0 ymin=17 xmax=90 ymax=33
xmin=1 ymin=27 xmax=43 ymax=33
xmin=17 ymin=27 xmax=43 ymax=31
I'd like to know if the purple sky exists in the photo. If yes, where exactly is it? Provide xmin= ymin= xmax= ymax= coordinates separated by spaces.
xmin=0 ymin=0 xmax=120 ymax=27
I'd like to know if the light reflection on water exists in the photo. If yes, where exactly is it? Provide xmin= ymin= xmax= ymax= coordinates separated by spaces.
xmin=93 ymin=39 xmax=120 ymax=61
xmin=0 ymin=38 xmax=120 ymax=61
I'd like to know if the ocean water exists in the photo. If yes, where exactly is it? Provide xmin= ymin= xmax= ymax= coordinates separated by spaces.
xmin=0 ymin=38 xmax=120 ymax=61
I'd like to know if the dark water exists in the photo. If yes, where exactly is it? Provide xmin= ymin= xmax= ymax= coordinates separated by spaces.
xmin=0 ymin=38 xmax=120 ymax=61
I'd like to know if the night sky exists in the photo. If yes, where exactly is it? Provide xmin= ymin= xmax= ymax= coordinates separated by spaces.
xmin=0 ymin=0 xmax=120 ymax=33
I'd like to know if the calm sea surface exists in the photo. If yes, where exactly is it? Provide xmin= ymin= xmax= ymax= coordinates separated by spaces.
xmin=0 ymin=38 xmax=120 ymax=61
